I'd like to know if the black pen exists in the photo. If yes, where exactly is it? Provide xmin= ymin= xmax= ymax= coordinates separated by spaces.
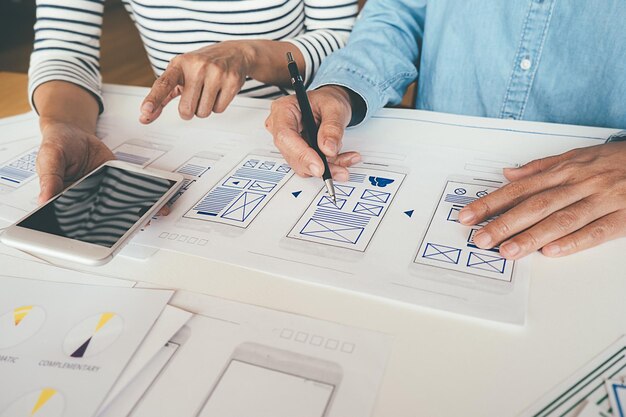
xmin=286 ymin=52 xmax=336 ymax=203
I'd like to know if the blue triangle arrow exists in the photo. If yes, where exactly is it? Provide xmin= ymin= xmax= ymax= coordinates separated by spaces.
xmin=404 ymin=210 xmax=414 ymax=218
xmin=233 ymin=181 xmax=240 ymax=185
xmin=292 ymin=191 xmax=302 ymax=198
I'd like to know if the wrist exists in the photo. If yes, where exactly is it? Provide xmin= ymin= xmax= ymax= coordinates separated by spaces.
xmin=33 ymin=81 xmax=99 ymax=133
xmin=236 ymin=40 xmax=262 ymax=76
xmin=321 ymin=85 xmax=363 ymax=126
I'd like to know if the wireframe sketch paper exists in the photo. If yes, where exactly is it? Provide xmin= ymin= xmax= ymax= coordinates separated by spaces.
xmin=288 ymin=168 xmax=405 ymax=252
xmin=184 ymin=154 xmax=294 ymax=228
xmin=121 ymin=290 xmax=391 ymax=417
xmin=415 ymin=179 xmax=514 ymax=281
xmin=520 ymin=335 xmax=626 ymax=417
xmin=0 ymin=276 xmax=172 ymax=417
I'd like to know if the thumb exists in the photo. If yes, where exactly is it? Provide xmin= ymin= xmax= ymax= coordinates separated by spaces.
xmin=38 ymin=174 xmax=64 ymax=204
xmin=36 ymin=144 xmax=66 ymax=204
xmin=317 ymin=109 xmax=348 ymax=158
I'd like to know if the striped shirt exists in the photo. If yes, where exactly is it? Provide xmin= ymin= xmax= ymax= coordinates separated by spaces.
xmin=29 ymin=0 xmax=358 ymax=112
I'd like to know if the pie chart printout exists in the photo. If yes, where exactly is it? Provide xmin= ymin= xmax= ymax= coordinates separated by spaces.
xmin=63 ymin=312 xmax=124 ymax=358
xmin=0 ymin=305 xmax=46 ymax=349
xmin=1 ymin=388 xmax=64 ymax=417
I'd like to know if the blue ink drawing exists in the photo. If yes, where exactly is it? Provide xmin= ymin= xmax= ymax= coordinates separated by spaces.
xmin=317 ymin=196 xmax=347 ymax=210
xmin=243 ymin=159 xmax=259 ymax=168
xmin=292 ymin=191 xmax=302 ymax=198
xmin=447 ymin=206 xmax=461 ymax=222
xmin=222 ymin=176 xmax=251 ymax=189
xmin=194 ymin=187 xmax=241 ymax=216
xmin=249 ymin=180 xmax=276 ymax=193
xmin=444 ymin=194 xmax=477 ymax=206
xmin=0 ymin=149 xmax=38 ymax=185
xmin=333 ymin=184 xmax=355 ymax=197
xmin=476 ymin=190 xmax=488 ymax=198
xmin=259 ymin=161 xmax=276 ymax=170
xmin=300 ymin=208 xmax=369 ymax=244
xmin=422 ymin=243 xmax=461 ymax=264
xmin=368 ymin=176 xmax=395 ymax=187
xmin=234 ymin=168 xmax=285 ymax=183
xmin=467 ymin=229 xmax=500 ymax=252
xmin=221 ymin=192 xmax=266 ymax=222
xmin=467 ymin=252 xmax=506 ymax=273
xmin=276 ymin=164 xmax=292 ymax=173
xmin=348 ymin=173 xmax=366 ymax=183
xmin=177 ymin=162 xmax=210 ymax=177
xmin=454 ymin=188 xmax=466 ymax=195
xmin=404 ymin=210 xmax=414 ymax=218
xmin=353 ymin=202 xmax=383 ymax=216
xmin=361 ymin=189 xmax=391 ymax=204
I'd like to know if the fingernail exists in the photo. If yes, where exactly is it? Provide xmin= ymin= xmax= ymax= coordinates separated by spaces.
xmin=458 ymin=209 xmax=475 ymax=224
xmin=324 ymin=140 xmax=337 ymax=155
xmin=543 ymin=244 xmax=561 ymax=256
xmin=308 ymin=163 xmax=322 ymax=177
xmin=473 ymin=231 xmax=492 ymax=247
xmin=350 ymin=154 xmax=361 ymax=164
xmin=501 ymin=241 xmax=520 ymax=257
xmin=141 ymin=102 xmax=154 ymax=114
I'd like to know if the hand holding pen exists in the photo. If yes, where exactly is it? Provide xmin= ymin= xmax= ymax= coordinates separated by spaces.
xmin=265 ymin=55 xmax=362 ymax=194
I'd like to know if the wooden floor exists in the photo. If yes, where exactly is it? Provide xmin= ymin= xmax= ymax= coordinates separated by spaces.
xmin=0 ymin=0 xmax=154 ymax=87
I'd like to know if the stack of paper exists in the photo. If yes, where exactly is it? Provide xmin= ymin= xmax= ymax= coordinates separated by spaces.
xmin=0 ymin=276 xmax=176 ymax=417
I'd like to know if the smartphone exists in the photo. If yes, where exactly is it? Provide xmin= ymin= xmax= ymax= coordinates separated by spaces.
xmin=197 ymin=342 xmax=343 ymax=417
xmin=0 ymin=160 xmax=184 ymax=265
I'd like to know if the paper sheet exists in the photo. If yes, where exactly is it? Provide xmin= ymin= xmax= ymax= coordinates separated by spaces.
xmin=0 ymin=276 xmax=172 ymax=417
xmin=98 ymin=305 xmax=192 ymax=411
xmin=97 ymin=342 xmax=178 ymax=417
xmin=521 ymin=335 xmax=626 ymax=417
xmin=124 ymin=290 xmax=392 ymax=417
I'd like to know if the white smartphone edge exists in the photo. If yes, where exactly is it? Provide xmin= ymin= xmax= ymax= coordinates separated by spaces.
xmin=0 ymin=160 xmax=184 ymax=266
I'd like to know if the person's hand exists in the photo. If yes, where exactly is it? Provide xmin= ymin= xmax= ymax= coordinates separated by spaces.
xmin=458 ymin=142 xmax=626 ymax=259
xmin=139 ymin=40 xmax=257 ymax=123
xmin=265 ymin=86 xmax=361 ymax=182
xmin=36 ymin=119 xmax=114 ymax=204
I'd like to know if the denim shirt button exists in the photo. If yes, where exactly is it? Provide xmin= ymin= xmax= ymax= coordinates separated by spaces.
xmin=520 ymin=58 xmax=532 ymax=70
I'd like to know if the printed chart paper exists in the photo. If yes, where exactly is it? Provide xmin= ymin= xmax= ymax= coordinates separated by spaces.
xmin=184 ymin=154 xmax=294 ymax=228
xmin=0 ymin=277 xmax=172 ymax=417
xmin=288 ymin=168 xmax=405 ymax=252
xmin=414 ymin=179 xmax=515 ymax=282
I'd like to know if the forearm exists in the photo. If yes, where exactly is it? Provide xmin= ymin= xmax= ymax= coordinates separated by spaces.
xmin=247 ymin=40 xmax=306 ymax=88
xmin=33 ymin=81 xmax=100 ymax=133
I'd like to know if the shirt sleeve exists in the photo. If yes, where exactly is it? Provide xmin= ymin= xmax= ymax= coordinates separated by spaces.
xmin=28 ymin=0 xmax=105 ymax=113
xmin=309 ymin=0 xmax=426 ymax=125
xmin=285 ymin=0 xmax=359 ymax=86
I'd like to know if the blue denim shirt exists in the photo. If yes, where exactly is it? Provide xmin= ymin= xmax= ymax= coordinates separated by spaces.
xmin=310 ymin=0 xmax=626 ymax=129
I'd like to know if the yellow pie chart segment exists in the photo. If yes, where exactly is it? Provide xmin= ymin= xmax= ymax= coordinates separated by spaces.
xmin=0 ymin=305 xmax=46 ymax=349
xmin=0 ymin=388 xmax=64 ymax=417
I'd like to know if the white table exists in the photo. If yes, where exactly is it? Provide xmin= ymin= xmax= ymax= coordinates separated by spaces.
xmin=4 ymin=84 xmax=626 ymax=416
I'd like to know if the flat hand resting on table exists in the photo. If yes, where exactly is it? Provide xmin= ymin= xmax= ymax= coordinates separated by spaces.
xmin=459 ymin=142 xmax=626 ymax=259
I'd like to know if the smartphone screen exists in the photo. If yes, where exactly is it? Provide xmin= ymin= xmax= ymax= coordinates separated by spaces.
xmin=200 ymin=359 xmax=335 ymax=417
xmin=18 ymin=165 xmax=175 ymax=248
